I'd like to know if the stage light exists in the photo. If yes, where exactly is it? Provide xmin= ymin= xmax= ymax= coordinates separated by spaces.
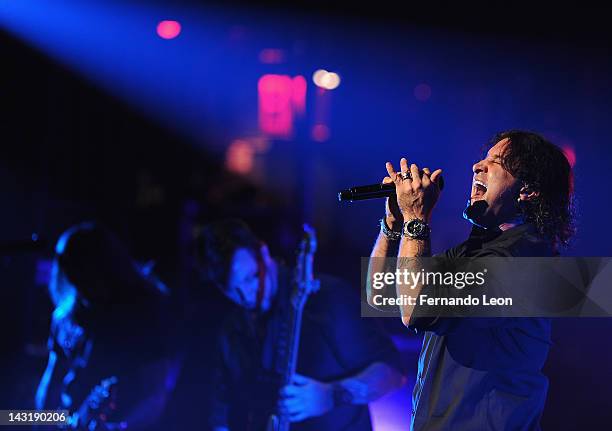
xmin=292 ymin=75 xmax=307 ymax=115
xmin=312 ymin=124 xmax=330 ymax=142
xmin=226 ymin=139 xmax=255 ymax=174
xmin=258 ymin=74 xmax=294 ymax=138
xmin=321 ymin=72 xmax=340 ymax=90
xmin=157 ymin=20 xmax=181 ymax=40
xmin=313 ymin=69 xmax=341 ymax=90
xmin=313 ymin=69 xmax=328 ymax=87
xmin=259 ymin=48 xmax=285 ymax=64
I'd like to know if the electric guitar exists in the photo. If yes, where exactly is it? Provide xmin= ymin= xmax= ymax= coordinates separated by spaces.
xmin=69 ymin=376 xmax=122 ymax=430
xmin=266 ymin=224 xmax=320 ymax=431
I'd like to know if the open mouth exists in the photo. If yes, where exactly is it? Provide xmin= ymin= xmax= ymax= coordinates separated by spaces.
xmin=471 ymin=179 xmax=487 ymax=199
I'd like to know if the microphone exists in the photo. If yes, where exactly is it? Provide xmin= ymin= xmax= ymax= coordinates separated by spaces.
xmin=338 ymin=173 xmax=444 ymax=202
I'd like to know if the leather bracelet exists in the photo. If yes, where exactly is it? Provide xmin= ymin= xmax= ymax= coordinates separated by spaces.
xmin=380 ymin=218 xmax=402 ymax=241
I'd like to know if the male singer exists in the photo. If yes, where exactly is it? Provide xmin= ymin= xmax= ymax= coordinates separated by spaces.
xmin=367 ymin=130 xmax=574 ymax=430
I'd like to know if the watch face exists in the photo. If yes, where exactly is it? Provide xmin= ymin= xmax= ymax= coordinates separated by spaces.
xmin=405 ymin=219 xmax=429 ymax=238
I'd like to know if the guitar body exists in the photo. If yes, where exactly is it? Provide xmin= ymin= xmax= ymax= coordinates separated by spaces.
xmin=71 ymin=376 xmax=120 ymax=430
xmin=266 ymin=224 xmax=319 ymax=431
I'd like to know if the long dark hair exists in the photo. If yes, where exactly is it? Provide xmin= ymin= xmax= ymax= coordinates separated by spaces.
xmin=50 ymin=222 xmax=166 ymax=320
xmin=49 ymin=222 xmax=168 ymax=359
xmin=488 ymin=130 xmax=575 ymax=247
xmin=194 ymin=219 xmax=261 ymax=290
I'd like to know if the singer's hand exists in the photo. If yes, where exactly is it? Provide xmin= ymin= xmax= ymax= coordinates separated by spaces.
xmin=381 ymin=176 xmax=403 ymax=230
xmin=386 ymin=159 xmax=442 ymax=223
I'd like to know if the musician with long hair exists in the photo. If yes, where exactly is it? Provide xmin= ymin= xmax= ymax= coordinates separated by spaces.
xmin=367 ymin=130 xmax=575 ymax=430
xmin=195 ymin=219 xmax=405 ymax=431
xmin=35 ymin=222 xmax=179 ymax=430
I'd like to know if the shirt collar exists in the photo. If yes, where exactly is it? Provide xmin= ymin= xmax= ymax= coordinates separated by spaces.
xmin=467 ymin=222 xmax=536 ymax=248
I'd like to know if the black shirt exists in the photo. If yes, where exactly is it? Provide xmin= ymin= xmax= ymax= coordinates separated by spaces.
xmin=410 ymin=223 xmax=554 ymax=431
xmin=38 ymin=290 xmax=176 ymax=430
xmin=210 ymin=269 xmax=403 ymax=431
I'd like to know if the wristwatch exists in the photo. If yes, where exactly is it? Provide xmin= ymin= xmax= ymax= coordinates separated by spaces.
xmin=403 ymin=218 xmax=431 ymax=240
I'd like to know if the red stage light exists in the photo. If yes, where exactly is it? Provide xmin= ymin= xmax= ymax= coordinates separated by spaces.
xmin=259 ymin=49 xmax=285 ymax=64
xmin=258 ymin=74 xmax=295 ymax=139
xmin=311 ymin=124 xmax=330 ymax=142
xmin=292 ymin=75 xmax=307 ymax=115
xmin=157 ymin=20 xmax=181 ymax=40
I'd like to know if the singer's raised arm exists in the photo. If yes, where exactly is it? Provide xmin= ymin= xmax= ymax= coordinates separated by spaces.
xmin=366 ymin=159 xmax=442 ymax=323
xmin=366 ymin=176 xmax=402 ymax=310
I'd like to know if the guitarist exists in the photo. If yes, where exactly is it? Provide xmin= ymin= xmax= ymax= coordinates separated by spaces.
xmin=195 ymin=219 xmax=405 ymax=431
xmin=35 ymin=223 xmax=179 ymax=430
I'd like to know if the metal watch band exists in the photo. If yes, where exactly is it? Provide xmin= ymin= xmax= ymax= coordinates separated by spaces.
xmin=380 ymin=218 xmax=402 ymax=241
xmin=402 ymin=218 xmax=431 ymax=240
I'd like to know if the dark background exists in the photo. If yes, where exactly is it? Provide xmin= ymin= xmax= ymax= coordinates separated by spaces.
xmin=1 ymin=1 xmax=612 ymax=428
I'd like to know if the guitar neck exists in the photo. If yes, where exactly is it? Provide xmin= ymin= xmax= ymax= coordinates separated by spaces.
xmin=269 ymin=225 xmax=318 ymax=431
xmin=274 ymin=298 xmax=307 ymax=431
xmin=281 ymin=305 xmax=305 ymax=384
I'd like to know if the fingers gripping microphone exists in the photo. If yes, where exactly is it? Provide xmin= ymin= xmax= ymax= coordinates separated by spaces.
xmin=337 ymin=172 xmax=444 ymax=202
